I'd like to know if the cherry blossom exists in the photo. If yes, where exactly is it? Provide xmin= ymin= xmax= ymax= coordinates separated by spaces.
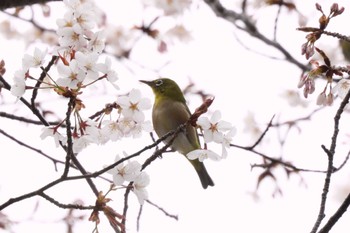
xmin=56 ymin=60 xmax=85 ymax=89
xmin=101 ymin=120 xmax=123 ymax=141
xmin=221 ymin=128 xmax=236 ymax=159
xmin=87 ymin=30 xmax=106 ymax=53
xmin=96 ymin=57 xmax=119 ymax=85
xmin=187 ymin=149 xmax=221 ymax=162
xmin=132 ymin=172 xmax=150 ymax=205
xmin=332 ymin=78 xmax=350 ymax=99
xmin=75 ymin=51 xmax=100 ymax=80
xmin=22 ymin=47 xmax=47 ymax=70
xmin=197 ymin=110 xmax=233 ymax=143
xmin=57 ymin=26 xmax=87 ymax=49
xmin=107 ymin=154 xmax=142 ymax=186
xmin=40 ymin=127 xmax=66 ymax=147
xmin=116 ymin=89 xmax=151 ymax=123
xmin=10 ymin=69 xmax=26 ymax=97
xmin=72 ymin=135 xmax=93 ymax=153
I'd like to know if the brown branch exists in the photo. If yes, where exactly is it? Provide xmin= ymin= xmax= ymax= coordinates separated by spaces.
xmin=316 ymin=150 xmax=350 ymax=233
xmin=136 ymin=204 xmax=143 ymax=232
xmin=310 ymin=88 xmax=350 ymax=233
xmin=0 ymin=128 xmax=62 ymax=171
xmin=0 ymin=126 xmax=172 ymax=212
xmin=0 ymin=0 xmax=61 ymax=10
xmin=31 ymin=55 xmax=58 ymax=107
xmin=273 ymin=3 xmax=283 ymax=41
xmin=39 ymin=192 xmax=93 ymax=210
xmin=318 ymin=192 xmax=350 ymax=233
xmin=0 ymin=111 xmax=61 ymax=125
xmin=231 ymin=143 xmax=325 ymax=173
xmin=247 ymin=115 xmax=275 ymax=150
xmin=322 ymin=30 xmax=350 ymax=42
xmin=230 ymin=110 xmax=349 ymax=174
xmin=272 ymin=107 xmax=324 ymax=127
xmin=63 ymin=97 xmax=99 ymax=196
xmin=88 ymin=102 xmax=119 ymax=120
xmin=203 ymin=0 xmax=308 ymax=71
xmin=146 ymin=199 xmax=178 ymax=220
xmin=1 ymin=7 xmax=56 ymax=32
xmin=0 ymin=176 xmax=64 ymax=210
xmin=0 ymin=75 xmax=50 ymax=126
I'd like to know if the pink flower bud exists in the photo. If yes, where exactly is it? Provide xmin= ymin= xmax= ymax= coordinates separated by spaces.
xmin=316 ymin=92 xmax=326 ymax=105
xmin=326 ymin=93 xmax=334 ymax=106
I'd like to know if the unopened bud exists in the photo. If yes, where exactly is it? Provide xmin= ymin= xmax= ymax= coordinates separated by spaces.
xmin=316 ymin=92 xmax=326 ymax=105
xmin=326 ymin=93 xmax=334 ymax=106
xmin=331 ymin=3 xmax=345 ymax=17
xmin=330 ymin=3 xmax=339 ymax=13
xmin=315 ymin=3 xmax=323 ymax=12
xmin=297 ymin=75 xmax=307 ymax=88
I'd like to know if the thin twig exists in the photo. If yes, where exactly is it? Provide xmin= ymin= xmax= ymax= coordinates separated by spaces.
xmin=0 ymin=111 xmax=61 ymax=125
xmin=0 ymin=75 xmax=50 ymax=126
xmin=0 ymin=128 xmax=62 ymax=171
xmin=271 ymin=107 xmax=323 ymax=127
xmin=273 ymin=3 xmax=283 ymax=41
xmin=136 ymin=204 xmax=143 ymax=232
xmin=146 ymin=199 xmax=178 ymax=220
xmin=39 ymin=192 xmax=94 ymax=210
xmin=0 ymin=176 xmax=64 ymax=210
xmin=0 ymin=7 xmax=56 ymax=32
xmin=203 ymin=0 xmax=308 ymax=71
xmin=31 ymin=55 xmax=58 ymax=108
xmin=247 ymin=115 xmax=275 ymax=149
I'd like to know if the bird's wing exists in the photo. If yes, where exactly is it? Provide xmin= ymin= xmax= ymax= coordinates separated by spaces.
xmin=153 ymin=99 xmax=200 ymax=153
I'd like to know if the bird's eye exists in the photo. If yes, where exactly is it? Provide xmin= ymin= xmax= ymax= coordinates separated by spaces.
xmin=155 ymin=79 xmax=163 ymax=87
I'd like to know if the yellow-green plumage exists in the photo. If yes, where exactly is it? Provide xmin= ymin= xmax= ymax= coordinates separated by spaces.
xmin=140 ymin=78 xmax=214 ymax=189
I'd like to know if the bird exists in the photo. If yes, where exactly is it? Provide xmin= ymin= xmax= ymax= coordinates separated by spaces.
xmin=140 ymin=78 xmax=214 ymax=189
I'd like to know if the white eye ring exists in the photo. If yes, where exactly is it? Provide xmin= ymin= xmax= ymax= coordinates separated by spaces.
xmin=155 ymin=79 xmax=163 ymax=86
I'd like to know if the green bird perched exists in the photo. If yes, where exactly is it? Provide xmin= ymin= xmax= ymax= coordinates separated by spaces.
xmin=140 ymin=78 xmax=214 ymax=189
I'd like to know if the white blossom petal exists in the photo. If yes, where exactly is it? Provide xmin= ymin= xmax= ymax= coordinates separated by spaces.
xmin=133 ymin=172 xmax=150 ymax=205
xmin=187 ymin=149 xmax=221 ymax=162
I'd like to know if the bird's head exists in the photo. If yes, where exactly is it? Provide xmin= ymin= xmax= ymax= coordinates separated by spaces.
xmin=140 ymin=78 xmax=186 ymax=103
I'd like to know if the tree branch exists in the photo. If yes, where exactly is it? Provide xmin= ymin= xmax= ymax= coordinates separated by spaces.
xmin=0 ymin=128 xmax=62 ymax=171
xmin=318 ymin=191 xmax=350 ymax=233
xmin=39 ymin=192 xmax=94 ymax=210
xmin=0 ymin=0 xmax=61 ymax=10
xmin=203 ymin=0 xmax=308 ymax=71
xmin=310 ymin=88 xmax=350 ymax=233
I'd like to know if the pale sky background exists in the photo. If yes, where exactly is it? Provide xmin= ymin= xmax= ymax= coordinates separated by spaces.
xmin=1 ymin=0 xmax=350 ymax=233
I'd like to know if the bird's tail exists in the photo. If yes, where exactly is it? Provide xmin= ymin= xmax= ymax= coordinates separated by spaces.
xmin=190 ymin=160 xmax=214 ymax=189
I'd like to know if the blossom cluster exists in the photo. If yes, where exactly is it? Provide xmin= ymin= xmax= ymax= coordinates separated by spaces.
xmin=12 ymin=0 xmax=153 ymax=152
xmin=298 ymin=3 xmax=350 ymax=106
xmin=107 ymin=153 xmax=150 ymax=205
xmin=26 ymin=0 xmax=154 ymax=207
xmin=298 ymin=62 xmax=350 ymax=106
xmin=41 ymin=89 xmax=152 ymax=153
xmin=186 ymin=110 xmax=236 ymax=162
xmin=10 ymin=0 xmax=118 ymax=98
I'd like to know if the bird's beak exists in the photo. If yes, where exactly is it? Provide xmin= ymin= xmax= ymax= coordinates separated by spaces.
xmin=139 ymin=80 xmax=152 ymax=86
